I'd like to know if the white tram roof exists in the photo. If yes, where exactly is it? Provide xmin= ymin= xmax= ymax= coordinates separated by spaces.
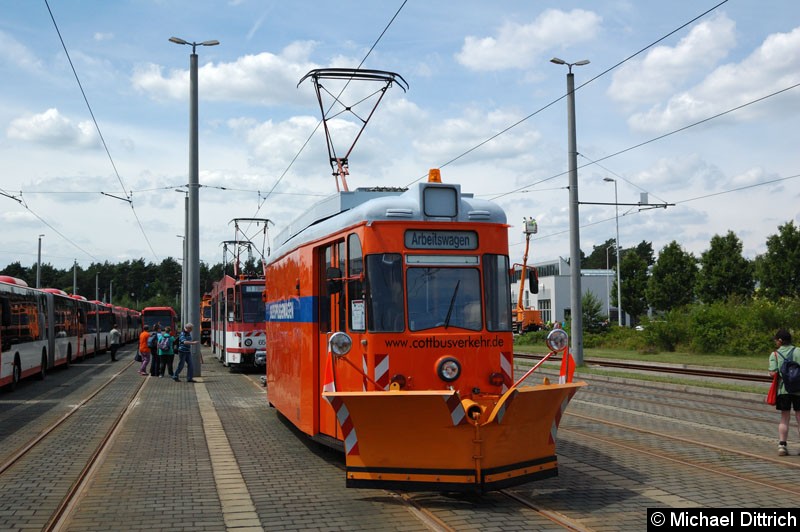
xmin=270 ymin=181 xmax=507 ymax=262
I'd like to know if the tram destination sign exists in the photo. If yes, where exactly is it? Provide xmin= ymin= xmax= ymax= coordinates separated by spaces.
xmin=405 ymin=230 xmax=478 ymax=250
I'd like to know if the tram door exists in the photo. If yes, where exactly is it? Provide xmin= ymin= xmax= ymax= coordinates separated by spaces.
xmin=318 ymin=240 xmax=346 ymax=439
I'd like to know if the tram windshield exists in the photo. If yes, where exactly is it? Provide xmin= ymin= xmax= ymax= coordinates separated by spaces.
xmin=240 ymin=285 xmax=265 ymax=323
xmin=407 ymin=267 xmax=482 ymax=332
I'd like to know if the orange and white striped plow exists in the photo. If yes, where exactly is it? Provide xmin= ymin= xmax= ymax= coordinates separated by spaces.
xmin=322 ymin=380 xmax=585 ymax=493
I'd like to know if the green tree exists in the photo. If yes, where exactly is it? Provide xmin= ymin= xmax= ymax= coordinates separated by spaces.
xmin=696 ymin=231 xmax=754 ymax=303
xmin=619 ymin=250 xmax=650 ymax=323
xmin=582 ymin=290 xmax=607 ymax=332
xmin=583 ymin=238 xmax=617 ymax=269
xmin=646 ymin=241 xmax=697 ymax=312
xmin=755 ymin=220 xmax=800 ymax=299
xmin=1 ymin=261 xmax=30 ymax=283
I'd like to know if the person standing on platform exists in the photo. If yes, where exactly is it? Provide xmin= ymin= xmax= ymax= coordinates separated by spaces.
xmin=149 ymin=323 xmax=162 ymax=377
xmin=138 ymin=325 xmax=151 ymax=376
xmin=769 ymin=328 xmax=800 ymax=456
xmin=173 ymin=323 xmax=199 ymax=382
xmin=158 ymin=326 xmax=176 ymax=378
xmin=109 ymin=323 xmax=121 ymax=362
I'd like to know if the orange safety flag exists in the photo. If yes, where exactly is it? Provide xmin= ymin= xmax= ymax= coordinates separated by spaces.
xmin=559 ymin=348 xmax=576 ymax=384
xmin=323 ymin=351 xmax=336 ymax=393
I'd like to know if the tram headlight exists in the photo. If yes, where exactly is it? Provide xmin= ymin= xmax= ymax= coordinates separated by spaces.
xmin=329 ymin=332 xmax=352 ymax=358
xmin=545 ymin=328 xmax=569 ymax=352
xmin=436 ymin=356 xmax=461 ymax=382
xmin=244 ymin=338 xmax=253 ymax=347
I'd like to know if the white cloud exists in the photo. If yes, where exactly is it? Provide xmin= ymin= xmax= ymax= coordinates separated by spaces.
xmin=93 ymin=32 xmax=114 ymax=42
xmin=608 ymin=13 xmax=736 ymax=105
xmin=228 ymin=114 xmax=321 ymax=170
xmin=631 ymin=155 xmax=725 ymax=194
xmin=456 ymin=9 xmax=602 ymax=71
xmin=0 ymin=210 xmax=38 ymax=227
xmin=132 ymin=42 xmax=321 ymax=106
xmin=628 ymin=25 xmax=800 ymax=132
xmin=0 ymin=30 xmax=43 ymax=73
xmin=6 ymin=108 xmax=100 ymax=149
xmin=412 ymin=107 xmax=542 ymax=168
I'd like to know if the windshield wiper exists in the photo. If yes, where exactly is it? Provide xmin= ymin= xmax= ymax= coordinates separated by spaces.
xmin=443 ymin=280 xmax=460 ymax=329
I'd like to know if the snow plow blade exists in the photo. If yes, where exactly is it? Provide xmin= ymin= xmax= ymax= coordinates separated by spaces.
xmin=323 ymin=381 xmax=585 ymax=493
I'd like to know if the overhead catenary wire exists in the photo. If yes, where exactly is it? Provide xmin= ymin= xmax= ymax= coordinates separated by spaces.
xmin=490 ymin=81 xmax=800 ymax=201
xmin=253 ymin=0 xmax=409 ymax=216
xmin=511 ymin=172 xmax=800 ymax=250
xmin=44 ymin=0 xmax=158 ymax=262
xmin=404 ymin=0 xmax=731 ymax=188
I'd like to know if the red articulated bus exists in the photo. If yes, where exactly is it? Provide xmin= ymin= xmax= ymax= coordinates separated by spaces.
xmin=141 ymin=306 xmax=177 ymax=333
xmin=263 ymin=170 xmax=585 ymax=493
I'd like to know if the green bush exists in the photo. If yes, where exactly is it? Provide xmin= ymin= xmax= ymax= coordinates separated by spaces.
xmin=579 ymin=298 xmax=800 ymax=357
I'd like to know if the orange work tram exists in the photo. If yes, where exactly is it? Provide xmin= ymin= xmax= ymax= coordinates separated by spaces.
xmin=263 ymin=173 xmax=584 ymax=492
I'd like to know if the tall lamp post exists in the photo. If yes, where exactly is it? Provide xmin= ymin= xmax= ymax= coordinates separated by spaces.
xmin=603 ymin=177 xmax=623 ymax=326
xmin=177 ymin=234 xmax=186 ymax=326
xmin=551 ymin=57 xmax=589 ymax=365
xmin=170 ymin=36 xmax=219 ymax=377
xmin=175 ymin=186 xmax=188 ymax=327
xmin=605 ymin=245 xmax=612 ymax=319
xmin=36 ymin=234 xmax=45 ymax=288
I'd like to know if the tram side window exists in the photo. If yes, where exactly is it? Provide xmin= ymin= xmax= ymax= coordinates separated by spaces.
xmin=318 ymin=247 xmax=332 ymax=332
xmin=483 ymin=254 xmax=512 ymax=331
xmin=226 ymin=288 xmax=235 ymax=322
xmin=365 ymin=254 xmax=404 ymax=332
xmin=337 ymin=241 xmax=346 ymax=332
xmin=347 ymin=234 xmax=365 ymax=332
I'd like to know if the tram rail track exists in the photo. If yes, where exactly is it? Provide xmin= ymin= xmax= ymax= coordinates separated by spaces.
xmin=0 ymin=360 xmax=137 ymax=476
xmin=0 ymin=358 xmax=146 ymax=531
xmin=46 ymin=371 xmax=147 ymax=531
xmin=515 ymin=353 xmax=770 ymax=382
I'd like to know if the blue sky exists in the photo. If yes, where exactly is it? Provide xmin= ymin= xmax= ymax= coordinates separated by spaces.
xmin=1 ymin=0 xmax=798 ymax=272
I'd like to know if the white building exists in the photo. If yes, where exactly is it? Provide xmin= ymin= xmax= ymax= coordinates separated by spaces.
xmin=511 ymin=258 xmax=629 ymax=327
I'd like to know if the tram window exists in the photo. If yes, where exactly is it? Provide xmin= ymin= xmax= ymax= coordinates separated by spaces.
xmin=366 ymin=254 xmax=404 ymax=332
xmin=484 ymin=254 xmax=512 ymax=332
xmin=226 ymin=288 xmax=235 ymax=322
xmin=325 ymin=267 xmax=342 ymax=294
xmin=407 ymin=267 xmax=481 ymax=332
xmin=347 ymin=234 xmax=365 ymax=332
xmin=319 ymin=247 xmax=332 ymax=332
xmin=241 ymin=286 xmax=265 ymax=323
xmin=337 ymin=241 xmax=346 ymax=332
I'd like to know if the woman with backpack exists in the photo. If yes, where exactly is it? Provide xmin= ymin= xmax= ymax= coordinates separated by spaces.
xmin=158 ymin=326 xmax=176 ymax=378
xmin=149 ymin=324 xmax=162 ymax=377
xmin=769 ymin=328 xmax=800 ymax=456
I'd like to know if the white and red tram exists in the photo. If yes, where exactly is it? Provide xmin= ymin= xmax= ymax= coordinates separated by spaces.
xmin=210 ymin=274 xmax=266 ymax=370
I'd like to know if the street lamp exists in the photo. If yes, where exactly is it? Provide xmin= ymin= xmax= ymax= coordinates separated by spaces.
xmin=551 ymin=57 xmax=589 ymax=365
xmin=170 ymin=36 xmax=219 ymax=377
xmin=36 ymin=234 xmax=45 ymax=288
xmin=603 ymin=177 xmax=623 ymax=326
